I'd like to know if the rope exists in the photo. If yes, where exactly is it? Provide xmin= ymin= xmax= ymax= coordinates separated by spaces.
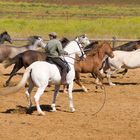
xmin=91 ymin=85 xmax=106 ymax=116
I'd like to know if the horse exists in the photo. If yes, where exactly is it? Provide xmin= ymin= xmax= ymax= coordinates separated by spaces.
xmin=3 ymin=35 xmax=91 ymax=87
xmin=102 ymin=49 xmax=140 ymax=86
xmin=113 ymin=40 xmax=140 ymax=51
xmin=73 ymin=42 xmax=114 ymax=92
xmin=0 ymin=31 xmax=12 ymax=44
xmin=0 ymin=36 xmax=45 ymax=63
xmin=0 ymin=35 xmax=90 ymax=116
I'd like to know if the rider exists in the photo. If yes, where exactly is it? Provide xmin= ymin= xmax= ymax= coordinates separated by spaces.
xmin=45 ymin=32 xmax=68 ymax=84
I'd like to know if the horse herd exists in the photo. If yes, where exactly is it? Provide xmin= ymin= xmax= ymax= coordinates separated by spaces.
xmin=0 ymin=31 xmax=140 ymax=115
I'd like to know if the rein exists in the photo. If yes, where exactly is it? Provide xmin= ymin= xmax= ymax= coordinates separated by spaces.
xmin=75 ymin=40 xmax=85 ymax=60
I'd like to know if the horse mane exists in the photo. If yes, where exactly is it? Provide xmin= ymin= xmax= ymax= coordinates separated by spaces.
xmin=86 ymin=41 xmax=111 ymax=56
xmin=60 ymin=37 xmax=70 ymax=48
xmin=84 ymin=41 xmax=98 ymax=53
xmin=114 ymin=41 xmax=139 ymax=51
xmin=137 ymin=40 xmax=140 ymax=44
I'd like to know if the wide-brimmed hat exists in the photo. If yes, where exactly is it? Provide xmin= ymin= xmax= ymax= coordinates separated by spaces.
xmin=48 ymin=32 xmax=57 ymax=37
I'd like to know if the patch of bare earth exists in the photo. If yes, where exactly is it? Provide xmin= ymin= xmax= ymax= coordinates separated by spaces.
xmin=0 ymin=64 xmax=139 ymax=140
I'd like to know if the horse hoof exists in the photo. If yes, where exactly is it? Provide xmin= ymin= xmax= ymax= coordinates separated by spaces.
xmin=63 ymin=90 xmax=68 ymax=94
xmin=3 ymin=83 xmax=8 ymax=87
xmin=82 ymin=86 xmax=88 ymax=92
xmin=50 ymin=109 xmax=57 ymax=112
xmin=38 ymin=111 xmax=45 ymax=116
xmin=83 ymin=88 xmax=88 ymax=92
xmin=70 ymin=107 xmax=75 ymax=113
xmin=109 ymin=83 xmax=116 ymax=86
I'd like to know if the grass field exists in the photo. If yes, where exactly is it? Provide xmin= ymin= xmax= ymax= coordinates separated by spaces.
xmin=0 ymin=1 xmax=139 ymax=39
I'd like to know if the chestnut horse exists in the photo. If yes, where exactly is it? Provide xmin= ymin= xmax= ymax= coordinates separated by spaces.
xmin=74 ymin=42 xmax=114 ymax=92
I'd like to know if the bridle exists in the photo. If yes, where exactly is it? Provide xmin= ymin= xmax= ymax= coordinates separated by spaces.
xmin=75 ymin=37 xmax=86 ymax=60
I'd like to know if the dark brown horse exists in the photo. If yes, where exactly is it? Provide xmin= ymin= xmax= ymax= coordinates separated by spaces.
xmin=74 ymin=42 xmax=114 ymax=92
xmin=113 ymin=40 xmax=140 ymax=51
xmin=3 ymin=39 xmax=97 ymax=86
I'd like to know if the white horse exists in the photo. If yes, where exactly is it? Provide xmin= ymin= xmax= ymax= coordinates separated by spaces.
xmin=102 ymin=49 xmax=140 ymax=85
xmin=0 ymin=35 xmax=90 ymax=115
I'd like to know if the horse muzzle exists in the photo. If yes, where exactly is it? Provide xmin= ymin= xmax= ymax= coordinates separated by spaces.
xmin=9 ymin=39 xmax=13 ymax=44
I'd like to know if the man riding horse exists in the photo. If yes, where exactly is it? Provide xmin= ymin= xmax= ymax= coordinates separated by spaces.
xmin=45 ymin=32 xmax=69 ymax=84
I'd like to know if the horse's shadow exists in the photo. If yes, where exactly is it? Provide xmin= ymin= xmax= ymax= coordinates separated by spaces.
xmin=1 ymin=104 xmax=73 ymax=115
xmin=1 ymin=104 xmax=56 ymax=115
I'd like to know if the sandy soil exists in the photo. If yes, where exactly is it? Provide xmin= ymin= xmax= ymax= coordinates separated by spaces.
xmin=0 ymin=64 xmax=139 ymax=140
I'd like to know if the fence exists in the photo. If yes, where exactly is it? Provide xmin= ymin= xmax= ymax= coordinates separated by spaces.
xmin=12 ymin=37 xmax=140 ymax=48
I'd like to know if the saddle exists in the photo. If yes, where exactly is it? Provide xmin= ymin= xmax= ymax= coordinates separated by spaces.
xmin=47 ymin=58 xmax=70 ymax=74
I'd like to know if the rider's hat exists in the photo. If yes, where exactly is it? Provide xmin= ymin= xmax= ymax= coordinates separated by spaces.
xmin=48 ymin=32 xmax=57 ymax=37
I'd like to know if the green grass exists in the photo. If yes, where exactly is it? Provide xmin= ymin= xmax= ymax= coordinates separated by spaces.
xmin=0 ymin=17 xmax=140 ymax=39
xmin=0 ymin=1 xmax=139 ymax=39
xmin=0 ymin=2 xmax=140 ymax=19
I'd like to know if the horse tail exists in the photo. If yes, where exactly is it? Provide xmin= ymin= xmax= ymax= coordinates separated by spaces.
xmin=0 ymin=67 xmax=31 ymax=96
xmin=2 ymin=57 xmax=17 ymax=68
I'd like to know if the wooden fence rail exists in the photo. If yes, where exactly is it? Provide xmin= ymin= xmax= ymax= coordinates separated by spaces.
xmin=12 ymin=37 xmax=140 ymax=48
xmin=12 ymin=37 xmax=140 ymax=42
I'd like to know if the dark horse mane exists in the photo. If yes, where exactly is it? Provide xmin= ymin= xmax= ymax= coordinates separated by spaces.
xmin=84 ymin=41 xmax=98 ymax=53
xmin=85 ymin=41 xmax=109 ymax=56
xmin=60 ymin=37 xmax=70 ymax=48
xmin=113 ymin=40 xmax=140 ymax=51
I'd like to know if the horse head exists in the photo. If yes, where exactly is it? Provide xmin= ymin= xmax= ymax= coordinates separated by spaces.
xmin=102 ymin=42 xmax=114 ymax=58
xmin=134 ymin=40 xmax=140 ymax=50
xmin=28 ymin=36 xmax=46 ymax=48
xmin=75 ymin=34 xmax=90 ymax=47
xmin=0 ymin=31 xmax=12 ymax=44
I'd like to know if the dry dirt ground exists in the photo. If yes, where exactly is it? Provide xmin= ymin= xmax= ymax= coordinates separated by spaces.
xmin=0 ymin=64 xmax=139 ymax=140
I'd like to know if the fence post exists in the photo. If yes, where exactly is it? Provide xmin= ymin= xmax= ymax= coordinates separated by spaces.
xmin=112 ymin=36 xmax=116 ymax=49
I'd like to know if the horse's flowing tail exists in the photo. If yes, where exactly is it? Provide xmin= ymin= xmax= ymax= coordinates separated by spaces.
xmin=0 ymin=67 xmax=31 ymax=96
xmin=2 ymin=57 xmax=17 ymax=68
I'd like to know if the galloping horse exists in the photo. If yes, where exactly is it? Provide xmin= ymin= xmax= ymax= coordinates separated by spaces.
xmin=74 ymin=42 xmax=114 ymax=92
xmin=0 ymin=31 xmax=12 ymax=44
xmin=3 ymin=35 xmax=90 ymax=86
xmin=0 ymin=36 xmax=45 ymax=63
xmin=102 ymin=49 xmax=140 ymax=86
xmin=113 ymin=40 xmax=140 ymax=51
xmin=0 ymin=36 xmax=90 ymax=115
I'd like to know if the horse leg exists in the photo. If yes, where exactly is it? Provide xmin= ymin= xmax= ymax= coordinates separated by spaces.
xmin=106 ymin=69 xmax=116 ymax=86
xmin=75 ymin=72 xmax=88 ymax=92
xmin=118 ymin=68 xmax=128 ymax=75
xmin=51 ymin=85 xmax=60 ymax=112
xmin=94 ymin=70 xmax=104 ymax=89
xmin=34 ymin=86 xmax=46 ymax=116
xmin=67 ymin=82 xmax=75 ymax=112
xmin=95 ymin=68 xmax=105 ymax=85
xmin=4 ymin=63 xmax=23 ymax=87
xmin=63 ymin=85 xmax=67 ymax=93
xmin=25 ymin=79 xmax=34 ymax=108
